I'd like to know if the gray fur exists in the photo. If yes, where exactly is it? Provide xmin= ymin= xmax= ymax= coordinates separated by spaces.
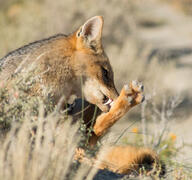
xmin=0 ymin=34 xmax=66 ymax=68
xmin=0 ymin=34 xmax=67 ymax=80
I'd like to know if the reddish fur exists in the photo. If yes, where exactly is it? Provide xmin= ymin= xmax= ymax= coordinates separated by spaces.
xmin=75 ymin=146 xmax=160 ymax=175
xmin=98 ymin=146 xmax=158 ymax=174
xmin=93 ymin=81 xmax=144 ymax=138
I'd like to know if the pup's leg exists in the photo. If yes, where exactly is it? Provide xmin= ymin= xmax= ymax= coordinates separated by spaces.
xmin=93 ymin=80 xmax=144 ymax=137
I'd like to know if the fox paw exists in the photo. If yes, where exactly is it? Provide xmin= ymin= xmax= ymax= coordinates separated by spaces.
xmin=120 ymin=80 xmax=145 ymax=106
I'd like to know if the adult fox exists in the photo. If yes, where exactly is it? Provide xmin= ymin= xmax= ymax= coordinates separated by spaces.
xmin=0 ymin=16 xmax=163 ymax=176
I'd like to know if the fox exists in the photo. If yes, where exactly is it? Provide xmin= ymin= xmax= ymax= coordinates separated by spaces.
xmin=0 ymin=16 xmax=163 ymax=176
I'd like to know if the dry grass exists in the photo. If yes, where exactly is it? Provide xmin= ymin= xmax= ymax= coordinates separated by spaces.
xmin=0 ymin=72 xmax=99 ymax=180
xmin=0 ymin=0 xmax=192 ymax=179
xmin=0 ymin=106 xmax=100 ymax=180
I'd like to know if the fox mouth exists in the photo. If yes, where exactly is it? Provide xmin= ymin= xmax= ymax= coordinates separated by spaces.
xmin=103 ymin=95 xmax=114 ymax=110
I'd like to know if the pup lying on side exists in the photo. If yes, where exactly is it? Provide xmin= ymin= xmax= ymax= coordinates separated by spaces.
xmin=72 ymin=82 xmax=164 ymax=177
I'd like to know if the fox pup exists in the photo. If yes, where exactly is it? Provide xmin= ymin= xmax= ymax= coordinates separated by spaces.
xmin=0 ymin=16 xmax=162 ymax=175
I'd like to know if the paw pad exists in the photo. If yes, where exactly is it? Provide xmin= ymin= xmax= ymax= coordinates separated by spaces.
xmin=131 ymin=80 xmax=144 ymax=93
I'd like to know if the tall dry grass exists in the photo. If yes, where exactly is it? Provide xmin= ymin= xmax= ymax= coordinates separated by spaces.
xmin=0 ymin=72 xmax=99 ymax=180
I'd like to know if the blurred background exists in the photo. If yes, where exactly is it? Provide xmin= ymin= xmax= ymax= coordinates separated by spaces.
xmin=0 ymin=0 xmax=192 ymax=172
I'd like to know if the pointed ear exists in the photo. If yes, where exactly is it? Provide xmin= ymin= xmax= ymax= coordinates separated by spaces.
xmin=76 ymin=16 xmax=103 ymax=48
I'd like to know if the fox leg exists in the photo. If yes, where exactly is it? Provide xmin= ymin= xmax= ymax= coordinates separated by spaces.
xmin=93 ymin=80 xmax=144 ymax=137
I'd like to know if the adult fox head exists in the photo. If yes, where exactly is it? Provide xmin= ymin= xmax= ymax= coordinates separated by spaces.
xmin=72 ymin=16 xmax=118 ymax=112
xmin=0 ymin=16 xmax=118 ymax=113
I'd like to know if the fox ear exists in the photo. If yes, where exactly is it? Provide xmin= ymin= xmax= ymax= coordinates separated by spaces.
xmin=77 ymin=16 xmax=103 ymax=49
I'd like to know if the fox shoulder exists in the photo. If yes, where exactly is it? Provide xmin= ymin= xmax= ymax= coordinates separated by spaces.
xmin=0 ymin=34 xmax=68 ymax=80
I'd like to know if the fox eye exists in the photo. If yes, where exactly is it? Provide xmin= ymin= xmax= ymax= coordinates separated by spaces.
xmin=101 ymin=67 xmax=109 ymax=83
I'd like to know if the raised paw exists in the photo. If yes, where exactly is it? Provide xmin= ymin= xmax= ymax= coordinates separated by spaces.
xmin=130 ymin=80 xmax=144 ymax=104
xmin=119 ymin=81 xmax=145 ymax=106
xmin=93 ymin=81 xmax=145 ymax=137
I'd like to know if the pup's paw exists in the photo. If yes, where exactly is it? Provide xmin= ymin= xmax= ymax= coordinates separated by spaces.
xmin=130 ymin=80 xmax=144 ymax=93
xmin=129 ymin=80 xmax=145 ymax=105
xmin=120 ymin=81 xmax=144 ymax=106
